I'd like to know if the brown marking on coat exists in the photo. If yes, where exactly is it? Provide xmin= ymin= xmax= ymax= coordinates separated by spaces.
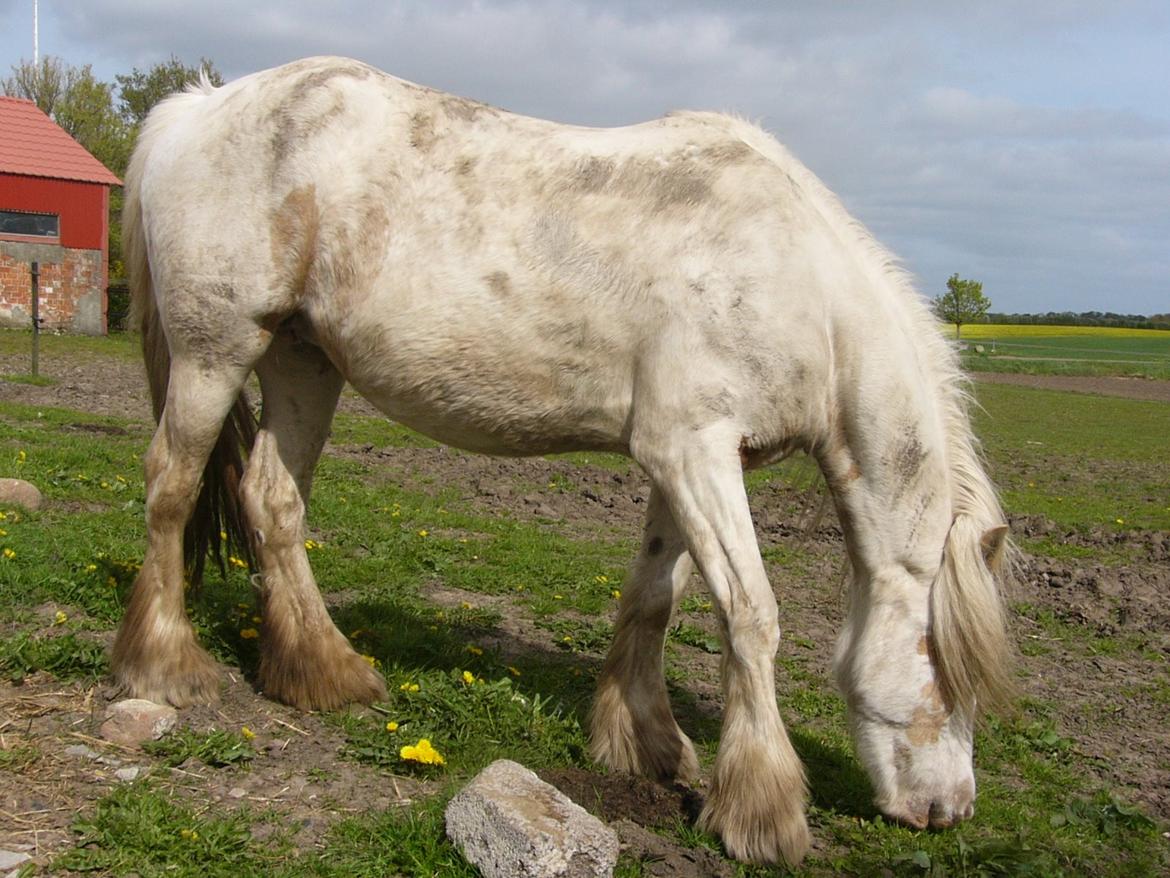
xmin=916 ymin=634 xmax=930 ymax=656
xmin=906 ymin=704 xmax=947 ymax=746
xmin=485 ymin=271 xmax=512 ymax=297
xmin=573 ymin=156 xmax=616 ymax=192
xmin=441 ymin=94 xmax=497 ymax=123
xmin=906 ymin=680 xmax=950 ymax=746
xmin=701 ymin=140 xmax=756 ymax=165
xmin=271 ymin=185 xmax=320 ymax=301
xmin=410 ymin=112 xmax=437 ymax=151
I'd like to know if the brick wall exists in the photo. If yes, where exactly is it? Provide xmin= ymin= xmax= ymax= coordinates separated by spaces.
xmin=0 ymin=241 xmax=105 ymax=334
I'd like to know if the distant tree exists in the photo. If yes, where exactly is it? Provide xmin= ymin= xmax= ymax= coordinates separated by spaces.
xmin=54 ymin=66 xmax=131 ymax=176
xmin=115 ymin=55 xmax=223 ymax=129
xmin=2 ymin=55 xmax=76 ymax=115
xmin=934 ymin=274 xmax=991 ymax=339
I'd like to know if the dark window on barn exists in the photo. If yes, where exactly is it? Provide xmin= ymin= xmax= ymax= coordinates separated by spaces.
xmin=0 ymin=210 xmax=60 ymax=238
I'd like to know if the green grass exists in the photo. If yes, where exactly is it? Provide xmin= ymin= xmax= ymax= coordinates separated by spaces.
xmin=959 ymin=331 xmax=1170 ymax=379
xmin=972 ymin=383 xmax=1170 ymax=533
xmin=0 ymin=326 xmax=141 ymax=361
xmin=2 ymin=347 xmax=1168 ymax=876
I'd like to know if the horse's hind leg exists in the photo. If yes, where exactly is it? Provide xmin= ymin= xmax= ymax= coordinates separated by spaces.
xmin=113 ymin=356 xmax=259 ymax=706
xmin=634 ymin=424 xmax=810 ymax=867
xmin=590 ymin=488 xmax=699 ymax=781
xmin=242 ymin=332 xmax=387 ymax=710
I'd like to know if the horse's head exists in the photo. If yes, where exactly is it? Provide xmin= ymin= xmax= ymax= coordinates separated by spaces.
xmin=834 ymin=513 xmax=1013 ymax=828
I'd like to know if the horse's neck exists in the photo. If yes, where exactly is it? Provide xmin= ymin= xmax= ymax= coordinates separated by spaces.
xmin=819 ymin=341 xmax=955 ymax=585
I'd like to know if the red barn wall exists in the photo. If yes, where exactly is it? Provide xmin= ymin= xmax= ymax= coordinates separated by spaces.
xmin=0 ymin=172 xmax=110 ymax=334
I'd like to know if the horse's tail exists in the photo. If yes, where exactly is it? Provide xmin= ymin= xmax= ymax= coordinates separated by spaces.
xmin=124 ymin=90 xmax=257 ymax=585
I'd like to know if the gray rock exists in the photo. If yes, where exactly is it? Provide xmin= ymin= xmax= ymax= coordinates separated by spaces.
xmin=0 ymin=478 xmax=42 ymax=511
xmin=0 ymin=850 xmax=31 ymax=870
xmin=114 ymin=766 xmax=141 ymax=782
xmin=64 ymin=744 xmax=100 ymax=760
xmin=445 ymin=759 xmax=619 ymax=878
xmin=100 ymin=698 xmax=177 ymax=747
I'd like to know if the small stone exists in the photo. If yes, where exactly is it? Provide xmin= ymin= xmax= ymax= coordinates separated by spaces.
xmin=64 ymin=744 xmax=100 ymax=760
xmin=446 ymin=759 xmax=619 ymax=878
xmin=228 ymin=787 xmax=247 ymax=799
xmin=114 ymin=766 xmax=141 ymax=782
xmin=100 ymin=698 xmax=178 ymax=747
xmin=0 ymin=479 xmax=42 ymax=511
xmin=0 ymin=850 xmax=32 ymax=870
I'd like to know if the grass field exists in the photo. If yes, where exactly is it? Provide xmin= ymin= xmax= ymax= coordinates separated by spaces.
xmin=944 ymin=324 xmax=1170 ymax=379
xmin=1 ymin=331 xmax=1167 ymax=876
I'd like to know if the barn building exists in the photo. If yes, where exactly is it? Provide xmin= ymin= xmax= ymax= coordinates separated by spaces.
xmin=0 ymin=95 xmax=121 ymax=334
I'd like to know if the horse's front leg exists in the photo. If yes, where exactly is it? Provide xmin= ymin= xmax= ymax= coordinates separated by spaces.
xmin=242 ymin=337 xmax=387 ymax=710
xmin=590 ymin=487 xmax=699 ymax=782
xmin=636 ymin=425 xmax=811 ymax=867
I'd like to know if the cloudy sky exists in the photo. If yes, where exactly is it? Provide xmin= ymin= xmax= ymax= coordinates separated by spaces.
xmin=2 ymin=1 xmax=1167 ymax=315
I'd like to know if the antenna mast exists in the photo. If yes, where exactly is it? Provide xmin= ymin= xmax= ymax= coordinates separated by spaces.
xmin=33 ymin=0 xmax=39 ymax=65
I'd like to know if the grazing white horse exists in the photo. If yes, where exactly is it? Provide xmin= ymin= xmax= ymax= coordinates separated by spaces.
xmin=113 ymin=57 xmax=1014 ymax=866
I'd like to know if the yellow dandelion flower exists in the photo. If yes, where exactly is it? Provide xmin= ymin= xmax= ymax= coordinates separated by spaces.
xmin=0 ymin=529 xmax=6 ymax=537
xmin=241 ymin=726 xmax=255 ymax=740
xmin=106 ymin=576 xmax=117 ymax=586
xmin=611 ymin=590 xmax=621 ymax=600
xmin=54 ymin=610 xmax=67 ymax=625
xmin=362 ymin=654 xmax=380 ymax=668
xmin=0 ymin=512 xmax=6 ymax=520
xmin=1115 ymin=518 xmax=1125 ymax=525
xmin=417 ymin=529 xmax=428 ymax=537
xmin=386 ymin=721 xmax=399 ymax=732
xmin=399 ymin=682 xmax=420 ymax=692
xmin=228 ymin=556 xmax=248 ymax=569
xmin=553 ymin=594 xmax=563 ymax=600
xmin=460 ymin=602 xmax=471 ymax=610
xmin=507 ymin=666 xmax=522 ymax=677
xmin=462 ymin=670 xmax=475 ymax=685
xmin=594 ymin=574 xmax=609 ymax=584
xmin=17 ymin=450 xmax=26 ymax=462
xmin=2 ymin=548 xmax=15 ymax=560
xmin=220 ymin=530 xmax=228 ymax=540
xmin=239 ymin=628 xmax=259 ymax=639
xmin=179 ymin=828 xmax=199 ymax=841
xmin=465 ymin=644 xmax=483 ymax=656
xmin=400 ymin=738 xmax=444 ymax=765
xmin=85 ymin=563 xmax=97 ymax=572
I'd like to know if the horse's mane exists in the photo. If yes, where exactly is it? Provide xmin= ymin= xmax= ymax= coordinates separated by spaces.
xmin=717 ymin=114 xmax=1015 ymax=717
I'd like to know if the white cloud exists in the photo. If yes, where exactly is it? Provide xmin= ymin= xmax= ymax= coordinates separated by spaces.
xmin=2 ymin=0 xmax=1166 ymax=313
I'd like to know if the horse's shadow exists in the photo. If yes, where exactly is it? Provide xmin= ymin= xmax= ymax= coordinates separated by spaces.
xmin=202 ymin=582 xmax=876 ymax=823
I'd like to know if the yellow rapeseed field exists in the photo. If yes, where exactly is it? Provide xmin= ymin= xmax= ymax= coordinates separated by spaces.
xmin=938 ymin=323 xmax=1169 ymax=340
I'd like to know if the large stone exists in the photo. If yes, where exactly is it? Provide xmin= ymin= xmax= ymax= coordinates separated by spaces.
xmin=100 ymin=699 xmax=177 ymax=747
xmin=0 ymin=849 xmax=32 ymax=870
xmin=0 ymin=478 xmax=42 ymax=511
xmin=446 ymin=760 xmax=619 ymax=878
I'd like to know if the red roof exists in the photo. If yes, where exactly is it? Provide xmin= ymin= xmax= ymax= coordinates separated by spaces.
xmin=0 ymin=95 xmax=121 ymax=186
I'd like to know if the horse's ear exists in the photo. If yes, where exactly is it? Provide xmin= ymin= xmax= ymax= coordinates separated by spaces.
xmin=980 ymin=525 xmax=1009 ymax=570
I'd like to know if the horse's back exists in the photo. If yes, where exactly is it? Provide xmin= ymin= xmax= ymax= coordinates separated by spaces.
xmin=132 ymin=57 xmax=862 ymax=457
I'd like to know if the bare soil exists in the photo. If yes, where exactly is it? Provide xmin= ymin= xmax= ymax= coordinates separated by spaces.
xmin=2 ymin=351 xmax=1167 ymax=874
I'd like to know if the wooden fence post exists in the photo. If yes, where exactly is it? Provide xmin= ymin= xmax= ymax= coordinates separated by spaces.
xmin=30 ymin=261 xmax=40 ymax=377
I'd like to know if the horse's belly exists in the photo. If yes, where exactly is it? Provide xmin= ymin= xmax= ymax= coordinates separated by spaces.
xmin=331 ymin=326 xmax=634 ymax=456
